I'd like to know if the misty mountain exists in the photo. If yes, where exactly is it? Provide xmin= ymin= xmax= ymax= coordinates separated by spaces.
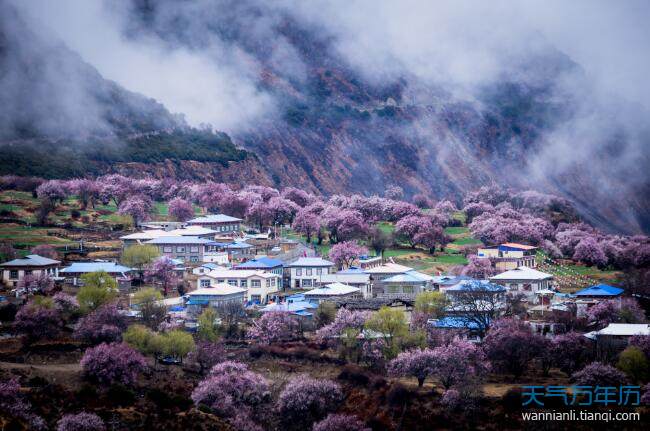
xmin=1 ymin=0 xmax=648 ymax=234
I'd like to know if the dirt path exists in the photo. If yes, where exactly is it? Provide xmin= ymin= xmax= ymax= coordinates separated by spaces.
xmin=0 ymin=360 xmax=82 ymax=388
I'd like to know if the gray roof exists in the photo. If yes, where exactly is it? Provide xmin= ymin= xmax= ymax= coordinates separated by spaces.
xmin=188 ymin=214 xmax=242 ymax=223
xmin=287 ymin=257 xmax=334 ymax=267
xmin=145 ymin=236 xmax=213 ymax=245
xmin=60 ymin=262 xmax=133 ymax=274
xmin=1 ymin=254 xmax=61 ymax=267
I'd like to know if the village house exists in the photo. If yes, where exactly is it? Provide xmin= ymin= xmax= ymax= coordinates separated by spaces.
xmin=262 ymin=293 xmax=318 ymax=317
xmin=0 ymin=254 xmax=61 ymax=287
xmin=192 ymin=263 xmax=227 ymax=276
xmin=429 ymin=316 xmax=484 ymax=343
xmin=205 ymin=241 xmax=255 ymax=262
xmin=197 ymin=269 xmax=280 ymax=304
xmin=573 ymin=284 xmax=624 ymax=318
xmin=145 ymin=236 xmax=213 ymax=263
xmin=489 ymin=266 xmax=554 ymax=298
xmin=60 ymin=261 xmax=133 ymax=288
xmin=375 ymin=270 xmax=434 ymax=300
xmin=316 ymin=268 xmax=372 ymax=298
xmin=477 ymin=243 xmax=538 ymax=270
xmin=364 ymin=262 xmax=413 ymax=282
xmin=185 ymin=283 xmax=247 ymax=315
xmin=286 ymin=257 xmax=335 ymax=289
xmin=358 ymin=255 xmax=382 ymax=270
xmin=186 ymin=214 xmax=242 ymax=233
xmin=234 ymin=257 xmax=284 ymax=289
xmin=120 ymin=229 xmax=181 ymax=247
xmin=585 ymin=323 xmax=650 ymax=358
xmin=166 ymin=225 xmax=219 ymax=239
xmin=303 ymin=282 xmax=362 ymax=303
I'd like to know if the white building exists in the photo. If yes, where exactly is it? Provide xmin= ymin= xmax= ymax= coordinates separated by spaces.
xmin=185 ymin=283 xmax=247 ymax=313
xmin=1 ymin=254 xmax=61 ymax=287
xmin=286 ymin=257 xmax=335 ymax=289
xmin=197 ymin=269 xmax=280 ymax=304
xmin=489 ymin=266 xmax=554 ymax=297
xmin=303 ymin=282 xmax=361 ymax=302
xmin=317 ymin=272 xmax=371 ymax=298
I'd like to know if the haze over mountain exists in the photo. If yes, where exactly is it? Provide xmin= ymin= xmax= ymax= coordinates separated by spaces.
xmin=1 ymin=0 xmax=649 ymax=234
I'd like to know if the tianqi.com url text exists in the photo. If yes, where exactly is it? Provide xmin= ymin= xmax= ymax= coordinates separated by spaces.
xmin=522 ymin=410 xmax=641 ymax=422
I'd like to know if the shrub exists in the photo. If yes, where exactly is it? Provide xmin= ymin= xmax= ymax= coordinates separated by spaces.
xmin=192 ymin=361 xmax=267 ymax=429
xmin=571 ymin=362 xmax=627 ymax=387
xmin=76 ymin=271 xmax=118 ymax=312
xmin=56 ymin=412 xmax=105 ymax=431
xmin=187 ymin=341 xmax=224 ymax=375
xmin=14 ymin=297 xmax=62 ymax=341
xmin=80 ymin=342 xmax=147 ymax=386
xmin=312 ymin=414 xmax=370 ymax=431
xmin=247 ymin=312 xmax=301 ymax=344
xmin=74 ymin=303 xmax=126 ymax=345
xmin=617 ymin=347 xmax=649 ymax=383
xmin=277 ymin=375 xmax=343 ymax=427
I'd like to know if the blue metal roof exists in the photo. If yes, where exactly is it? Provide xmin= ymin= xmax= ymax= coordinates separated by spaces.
xmin=433 ymin=316 xmax=484 ymax=330
xmin=60 ymin=262 xmax=133 ymax=274
xmin=338 ymin=266 xmax=366 ymax=274
xmin=575 ymin=284 xmax=623 ymax=297
xmin=235 ymin=257 xmax=283 ymax=269
xmin=446 ymin=280 xmax=506 ymax=292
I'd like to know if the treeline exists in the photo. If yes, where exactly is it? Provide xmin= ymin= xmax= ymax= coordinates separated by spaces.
xmin=0 ymin=129 xmax=249 ymax=178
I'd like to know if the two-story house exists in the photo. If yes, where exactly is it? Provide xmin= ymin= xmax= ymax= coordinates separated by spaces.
xmin=490 ymin=266 xmax=554 ymax=298
xmin=145 ymin=236 xmax=213 ymax=263
xmin=477 ymin=243 xmax=538 ymax=271
xmin=234 ymin=257 xmax=284 ymax=289
xmin=286 ymin=257 xmax=334 ymax=289
xmin=186 ymin=214 xmax=242 ymax=234
xmin=197 ymin=269 xmax=280 ymax=304
xmin=1 ymin=254 xmax=61 ymax=287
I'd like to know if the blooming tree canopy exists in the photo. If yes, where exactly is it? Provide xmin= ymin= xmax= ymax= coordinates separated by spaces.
xmin=277 ymin=375 xmax=343 ymax=426
xmin=313 ymin=414 xmax=370 ymax=431
xmin=328 ymin=241 xmax=368 ymax=269
xmin=80 ymin=342 xmax=147 ymax=386
xmin=56 ymin=412 xmax=106 ymax=431
xmin=168 ymin=197 xmax=194 ymax=222
xmin=246 ymin=312 xmax=301 ymax=344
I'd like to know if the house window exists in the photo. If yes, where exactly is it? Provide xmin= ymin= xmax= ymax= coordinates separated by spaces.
xmin=296 ymin=268 xmax=302 ymax=276
xmin=403 ymin=286 xmax=414 ymax=294
xmin=217 ymin=279 xmax=225 ymax=284
xmin=240 ymin=280 xmax=248 ymax=287
xmin=306 ymin=268 xmax=312 ymax=276
xmin=302 ymin=279 xmax=312 ymax=287
xmin=190 ymin=246 xmax=199 ymax=253
xmin=509 ymin=283 xmax=518 ymax=290
xmin=176 ymin=246 xmax=186 ymax=253
xmin=10 ymin=270 xmax=18 ymax=279
xmin=251 ymin=294 xmax=261 ymax=303
xmin=271 ymin=278 xmax=276 ymax=286
xmin=317 ymin=268 xmax=322 ymax=275
xmin=200 ymin=279 xmax=211 ymax=287
xmin=388 ymin=285 xmax=399 ymax=293
xmin=266 ymin=279 xmax=271 ymax=287
xmin=163 ymin=246 xmax=172 ymax=253
xmin=251 ymin=280 xmax=261 ymax=288
xmin=25 ymin=270 xmax=32 ymax=276
xmin=523 ymin=283 xmax=532 ymax=291
xmin=190 ymin=256 xmax=199 ymax=263
xmin=228 ymin=280 xmax=237 ymax=286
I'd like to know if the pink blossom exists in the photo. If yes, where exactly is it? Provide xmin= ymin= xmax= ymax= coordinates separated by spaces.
xmin=571 ymin=362 xmax=627 ymax=387
xmin=74 ymin=303 xmax=126 ymax=345
xmin=80 ymin=342 xmax=147 ymax=386
xmin=328 ymin=241 xmax=368 ymax=269
xmin=313 ymin=414 xmax=370 ymax=431
xmin=292 ymin=210 xmax=321 ymax=243
xmin=246 ymin=312 xmax=301 ymax=344
xmin=57 ymin=412 xmax=105 ymax=431
xmin=277 ymin=375 xmax=343 ymax=425
xmin=168 ymin=197 xmax=194 ymax=221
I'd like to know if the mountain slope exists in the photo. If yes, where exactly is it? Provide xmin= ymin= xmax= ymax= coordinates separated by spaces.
xmin=0 ymin=0 xmax=270 ymax=185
